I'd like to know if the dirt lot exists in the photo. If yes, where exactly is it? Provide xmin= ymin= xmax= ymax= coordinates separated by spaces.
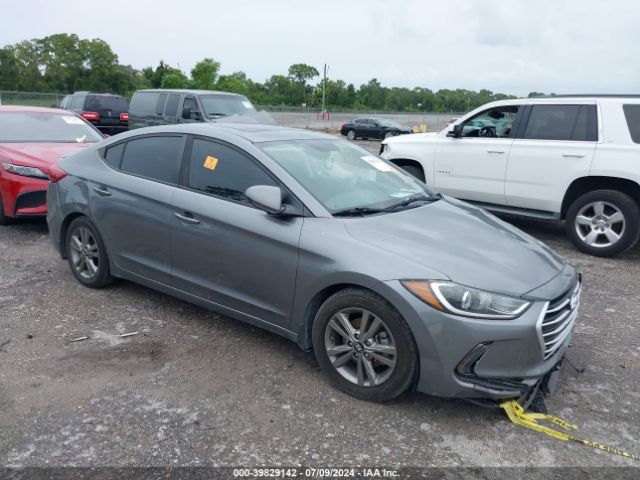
xmin=1 ymin=142 xmax=639 ymax=470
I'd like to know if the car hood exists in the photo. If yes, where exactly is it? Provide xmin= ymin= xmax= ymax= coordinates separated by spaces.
xmin=344 ymin=197 xmax=566 ymax=297
xmin=0 ymin=143 xmax=89 ymax=172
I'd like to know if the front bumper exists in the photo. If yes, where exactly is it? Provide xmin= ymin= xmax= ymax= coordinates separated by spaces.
xmin=0 ymin=170 xmax=48 ymax=218
xmin=374 ymin=266 xmax=579 ymax=401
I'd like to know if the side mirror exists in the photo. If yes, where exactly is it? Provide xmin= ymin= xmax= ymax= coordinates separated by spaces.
xmin=181 ymin=106 xmax=192 ymax=119
xmin=191 ymin=111 xmax=202 ymax=121
xmin=246 ymin=185 xmax=285 ymax=214
xmin=447 ymin=123 xmax=463 ymax=138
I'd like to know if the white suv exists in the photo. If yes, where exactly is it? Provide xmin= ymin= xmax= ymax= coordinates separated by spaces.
xmin=380 ymin=95 xmax=640 ymax=257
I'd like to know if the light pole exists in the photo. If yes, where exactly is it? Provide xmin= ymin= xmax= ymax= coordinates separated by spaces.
xmin=321 ymin=63 xmax=328 ymax=114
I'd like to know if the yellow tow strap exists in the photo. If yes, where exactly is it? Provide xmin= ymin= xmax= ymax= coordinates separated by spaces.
xmin=500 ymin=400 xmax=640 ymax=462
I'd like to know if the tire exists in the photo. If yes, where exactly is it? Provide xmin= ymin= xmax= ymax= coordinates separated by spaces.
xmin=346 ymin=130 xmax=356 ymax=140
xmin=312 ymin=288 xmax=419 ymax=402
xmin=565 ymin=189 xmax=640 ymax=257
xmin=0 ymin=194 xmax=11 ymax=226
xmin=400 ymin=165 xmax=425 ymax=182
xmin=383 ymin=130 xmax=396 ymax=140
xmin=66 ymin=217 xmax=115 ymax=288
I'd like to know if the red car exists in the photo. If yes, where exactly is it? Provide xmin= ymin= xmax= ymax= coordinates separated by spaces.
xmin=0 ymin=106 xmax=104 ymax=224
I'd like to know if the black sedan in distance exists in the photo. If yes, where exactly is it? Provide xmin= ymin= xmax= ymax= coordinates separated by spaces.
xmin=340 ymin=117 xmax=412 ymax=140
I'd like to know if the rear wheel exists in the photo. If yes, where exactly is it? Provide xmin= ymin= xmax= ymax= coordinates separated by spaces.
xmin=66 ymin=217 xmax=115 ymax=288
xmin=347 ymin=129 xmax=356 ymax=140
xmin=565 ymin=189 xmax=640 ymax=257
xmin=312 ymin=288 xmax=418 ymax=402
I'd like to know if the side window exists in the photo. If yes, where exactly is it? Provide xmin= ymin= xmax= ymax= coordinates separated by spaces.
xmin=155 ymin=93 xmax=168 ymax=115
xmin=130 ymin=92 xmax=158 ymax=115
xmin=187 ymin=138 xmax=278 ymax=206
xmin=354 ymin=118 xmax=365 ymax=124
xmin=183 ymin=97 xmax=199 ymax=113
xmin=461 ymin=106 xmax=519 ymax=138
xmin=70 ymin=95 xmax=84 ymax=110
xmin=104 ymin=142 xmax=125 ymax=169
xmin=622 ymin=105 xmax=640 ymax=144
xmin=165 ymin=94 xmax=180 ymax=117
xmin=523 ymin=105 xmax=597 ymax=141
xmin=120 ymin=136 xmax=183 ymax=184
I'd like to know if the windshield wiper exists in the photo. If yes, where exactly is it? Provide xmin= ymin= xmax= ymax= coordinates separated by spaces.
xmin=380 ymin=193 xmax=442 ymax=211
xmin=332 ymin=207 xmax=384 ymax=217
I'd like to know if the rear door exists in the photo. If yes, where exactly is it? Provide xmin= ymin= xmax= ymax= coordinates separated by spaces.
xmin=170 ymin=136 xmax=303 ymax=328
xmin=91 ymin=134 xmax=186 ymax=284
xmin=505 ymin=103 xmax=597 ymax=213
xmin=433 ymin=104 xmax=523 ymax=204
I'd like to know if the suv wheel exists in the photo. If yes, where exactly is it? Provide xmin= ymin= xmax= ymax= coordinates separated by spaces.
xmin=66 ymin=217 xmax=115 ymax=288
xmin=312 ymin=288 xmax=418 ymax=402
xmin=565 ymin=189 xmax=640 ymax=257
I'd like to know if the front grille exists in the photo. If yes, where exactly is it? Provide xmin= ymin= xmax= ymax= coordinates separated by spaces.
xmin=537 ymin=278 xmax=581 ymax=359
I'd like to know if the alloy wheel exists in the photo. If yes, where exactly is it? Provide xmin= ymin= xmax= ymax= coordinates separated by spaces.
xmin=574 ymin=201 xmax=626 ymax=248
xmin=69 ymin=227 xmax=100 ymax=279
xmin=324 ymin=308 xmax=397 ymax=387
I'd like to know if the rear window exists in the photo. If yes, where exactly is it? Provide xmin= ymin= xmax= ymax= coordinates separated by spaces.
xmin=0 ymin=112 xmax=103 ymax=143
xmin=85 ymin=95 xmax=128 ymax=113
xmin=623 ymin=105 xmax=640 ymax=144
xmin=120 ymin=135 xmax=183 ymax=184
xmin=523 ymin=105 xmax=597 ymax=141
xmin=130 ymin=92 xmax=159 ymax=115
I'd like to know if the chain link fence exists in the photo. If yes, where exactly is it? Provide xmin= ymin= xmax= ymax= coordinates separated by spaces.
xmin=0 ymin=91 xmax=64 ymax=108
xmin=0 ymin=92 xmax=464 ymax=133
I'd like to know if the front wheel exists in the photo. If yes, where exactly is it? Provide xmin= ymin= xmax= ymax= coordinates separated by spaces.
xmin=346 ymin=129 xmax=356 ymax=140
xmin=383 ymin=130 xmax=396 ymax=140
xmin=66 ymin=217 xmax=115 ymax=288
xmin=565 ymin=189 xmax=640 ymax=257
xmin=312 ymin=288 xmax=418 ymax=402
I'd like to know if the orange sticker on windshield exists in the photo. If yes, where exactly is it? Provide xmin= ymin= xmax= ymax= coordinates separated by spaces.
xmin=204 ymin=156 xmax=219 ymax=170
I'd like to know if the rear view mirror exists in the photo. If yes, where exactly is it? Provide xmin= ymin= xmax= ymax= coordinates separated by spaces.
xmin=447 ymin=124 xmax=463 ymax=138
xmin=246 ymin=185 xmax=284 ymax=214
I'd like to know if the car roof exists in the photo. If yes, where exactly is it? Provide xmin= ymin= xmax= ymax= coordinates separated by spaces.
xmin=0 ymin=105 xmax=69 ymax=114
xmin=135 ymin=89 xmax=247 ymax=97
xmin=115 ymin=122 xmax=336 ymax=143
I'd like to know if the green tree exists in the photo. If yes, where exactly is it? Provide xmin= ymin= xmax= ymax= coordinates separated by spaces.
xmin=161 ymin=70 xmax=189 ymax=88
xmin=287 ymin=63 xmax=319 ymax=105
xmin=191 ymin=58 xmax=220 ymax=90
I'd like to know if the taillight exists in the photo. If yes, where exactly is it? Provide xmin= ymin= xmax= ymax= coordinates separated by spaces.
xmin=120 ymin=112 xmax=129 ymax=122
xmin=81 ymin=111 xmax=100 ymax=121
xmin=49 ymin=162 xmax=68 ymax=183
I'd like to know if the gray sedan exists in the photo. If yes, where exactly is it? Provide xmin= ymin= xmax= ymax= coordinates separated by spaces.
xmin=47 ymin=123 xmax=580 ymax=404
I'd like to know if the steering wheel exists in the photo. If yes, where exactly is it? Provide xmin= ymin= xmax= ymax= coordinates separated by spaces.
xmin=479 ymin=126 xmax=497 ymax=138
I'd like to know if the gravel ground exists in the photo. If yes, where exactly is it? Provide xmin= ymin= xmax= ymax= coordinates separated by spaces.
xmin=1 ymin=145 xmax=639 ymax=470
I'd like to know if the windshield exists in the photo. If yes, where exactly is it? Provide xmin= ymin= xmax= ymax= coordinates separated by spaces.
xmin=378 ymin=118 xmax=402 ymax=128
xmin=199 ymin=95 xmax=257 ymax=118
xmin=0 ymin=112 xmax=103 ymax=143
xmin=259 ymin=139 xmax=436 ymax=214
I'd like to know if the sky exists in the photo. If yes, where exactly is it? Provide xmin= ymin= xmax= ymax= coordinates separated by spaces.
xmin=1 ymin=0 xmax=639 ymax=96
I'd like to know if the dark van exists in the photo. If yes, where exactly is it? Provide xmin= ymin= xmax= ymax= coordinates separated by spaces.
xmin=128 ymin=89 xmax=272 ymax=129
xmin=60 ymin=92 xmax=129 ymax=135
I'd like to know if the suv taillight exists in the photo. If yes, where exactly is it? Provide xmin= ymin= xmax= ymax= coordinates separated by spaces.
xmin=81 ymin=111 xmax=100 ymax=121
xmin=48 ymin=162 xmax=68 ymax=183
xmin=120 ymin=112 xmax=129 ymax=122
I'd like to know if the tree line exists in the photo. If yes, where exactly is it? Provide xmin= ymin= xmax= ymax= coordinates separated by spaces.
xmin=0 ymin=33 xmax=539 ymax=112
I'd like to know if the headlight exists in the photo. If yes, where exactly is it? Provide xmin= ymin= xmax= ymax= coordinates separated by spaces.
xmin=401 ymin=280 xmax=530 ymax=319
xmin=2 ymin=162 xmax=49 ymax=180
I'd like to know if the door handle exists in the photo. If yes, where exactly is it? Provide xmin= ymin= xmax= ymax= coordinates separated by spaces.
xmin=486 ymin=150 xmax=505 ymax=154
xmin=174 ymin=212 xmax=200 ymax=225
xmin=93 ymin=186 xmax=111 ymax=197
xmin=562 ymin=154 xmax=586 ymax=158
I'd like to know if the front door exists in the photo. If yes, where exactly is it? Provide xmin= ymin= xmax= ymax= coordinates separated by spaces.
xmin=170 ymin=137 xmax=303 ymax=328
xmin=433 ymin=104 xmax=522 ymax=205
